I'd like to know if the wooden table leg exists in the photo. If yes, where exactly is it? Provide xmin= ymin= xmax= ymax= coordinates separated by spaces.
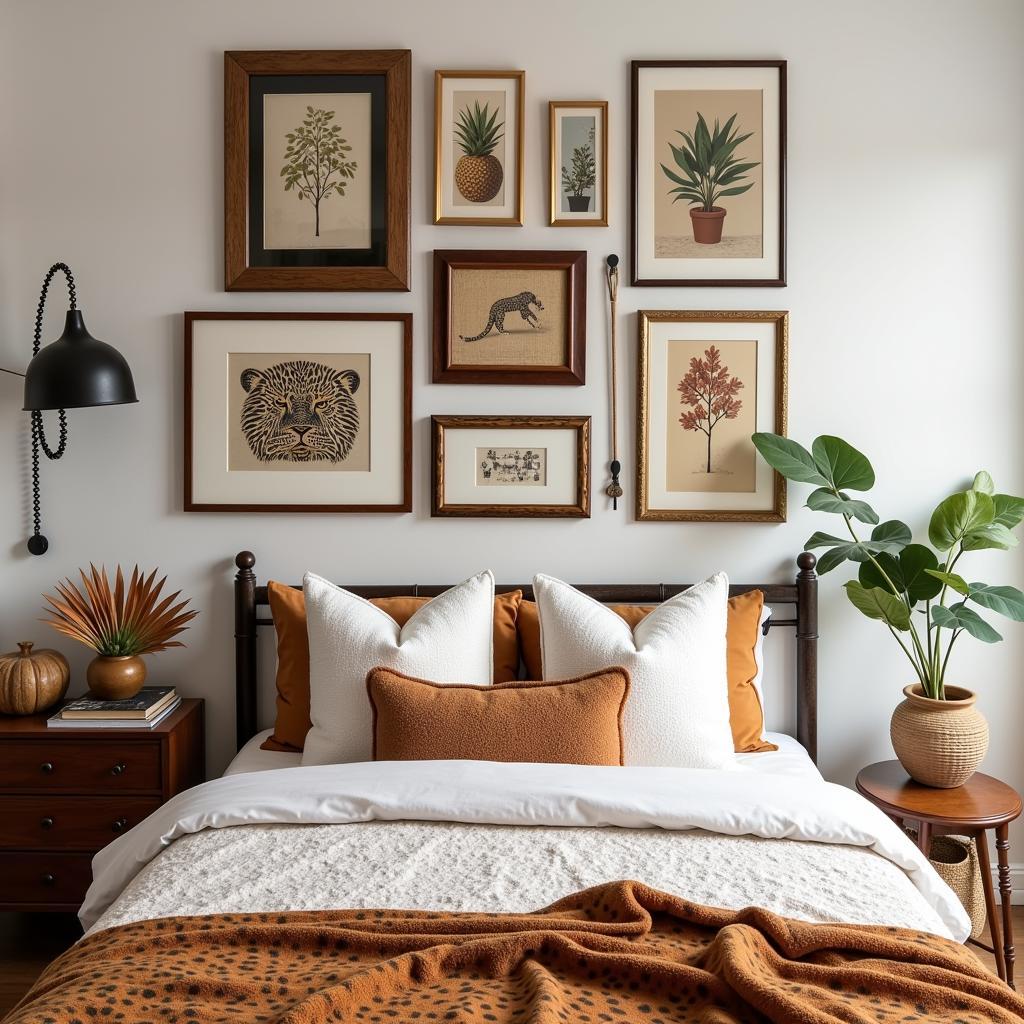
xmin=916 ymin=820 xmax=932 ymax=856
xmin=977 ymin=830 xmax=1007 ymax=982
xmin=996 ymin=823 xmax=1015 ymax=988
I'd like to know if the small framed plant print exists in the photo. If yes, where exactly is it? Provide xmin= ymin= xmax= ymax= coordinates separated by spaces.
xmin=631 ymin=60 xmax=786 ymax=287
xmin=549 ymin=101 xmax=608 ymax=227
xmin=432 ymin=415 xmax=591 ymax=518
xmin=185 ymin=312 xmax=411 ymax=512
xmin=434 ymin=70 xmax=524 ymax=226
xmin=432 ymin=250 xmax=586 ymax=385
xmin=637 ymin=310 xmax=788 ymax=522
xmin=224 ymin=50 xmax=411 ymax=291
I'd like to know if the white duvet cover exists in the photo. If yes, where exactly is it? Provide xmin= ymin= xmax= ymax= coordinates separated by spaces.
xmin=80 ymin=758 xmax=970 ymax=942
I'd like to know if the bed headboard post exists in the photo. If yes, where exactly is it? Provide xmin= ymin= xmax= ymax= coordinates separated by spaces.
xmin=795 ymin=552 xmax=819 ymax=763
xmin=234 ymin=550 xmax=258 ymax=751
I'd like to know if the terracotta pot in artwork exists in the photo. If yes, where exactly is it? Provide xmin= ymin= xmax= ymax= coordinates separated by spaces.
xmin=567 ymin=195 xmax=591 ymax=212
xmin=890 ymin=684 xmax=989 ymax=788
xmin=86 ymin=654 xmax=147 ymax=701
xmin=690 ymin=206 xmax=727 ymax=244
xmin=0 ymin=642 xmax=70 ymax=715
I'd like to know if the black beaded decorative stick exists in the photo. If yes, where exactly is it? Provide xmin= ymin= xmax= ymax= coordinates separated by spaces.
xmin=605 ymin=255 xmax=622 ymax=510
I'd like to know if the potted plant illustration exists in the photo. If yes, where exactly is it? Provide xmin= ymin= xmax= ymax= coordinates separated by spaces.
xmin=42 ymin=565 xmax=198 ymax=701
xmin=660 ymin=112 xmax=759 ymax=245
xmin=752 ymin=432 xmax=1024 ymax=788
xmin=454 ymin=101 xmax=504 ymax=203
xmin=561 ymin=137 xmax=596 ymax=212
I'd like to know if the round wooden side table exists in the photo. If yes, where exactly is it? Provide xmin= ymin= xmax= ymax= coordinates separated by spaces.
xmin=856 ymin=760 xmax=1022 ymax=987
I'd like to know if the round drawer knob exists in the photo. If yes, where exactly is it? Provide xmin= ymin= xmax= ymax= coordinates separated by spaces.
xmin=41 ymin=873 xmax=55 ymax=886
xmin=40 ymin=816 xmax=54 ymax=830
xmin=111 ymin=817 xmax=128 ymax=833
xmin=110 ymin=762 xmax=126 ymax=776
xmin=40 ymin=762 xmax=54 ymax=774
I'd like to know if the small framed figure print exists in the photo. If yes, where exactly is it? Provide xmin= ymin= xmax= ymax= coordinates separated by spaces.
xmin=637 ymin=310 xmax=788 ymax=522
xmin=434 ymin=70 xmax=524 ymax=226
xmin=549 ymin=101 xmax=608 ymax=227
xmin=432 ymin=250 xmax=586 ymax=385
xmin=631 ymin=60 xmax=786 ymax=286
xmin=432 ymin=415 xmax=591 ymax=518
xmin=185 ymin=312 xmax=412 ymax=512
xmin=224 ymin=49 xmax=411 ymax=291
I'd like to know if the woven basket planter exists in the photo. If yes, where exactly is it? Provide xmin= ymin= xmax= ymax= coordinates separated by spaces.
xmin=907 ymin=830 xmax=987 ymax=939
xmin=890 ymin=684 xmax=988 ymax=788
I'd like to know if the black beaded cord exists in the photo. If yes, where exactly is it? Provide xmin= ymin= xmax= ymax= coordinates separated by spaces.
xmin=28 ymin=262 xmax=75 ymax=554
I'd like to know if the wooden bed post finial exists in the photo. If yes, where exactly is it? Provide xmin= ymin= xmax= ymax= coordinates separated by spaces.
xmin=234 ymin=551 xmax=258 ymax=751
xmin=796 ymin=551 xmax=819 ymax=764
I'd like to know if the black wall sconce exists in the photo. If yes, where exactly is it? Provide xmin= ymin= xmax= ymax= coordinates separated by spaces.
xmin=1 ymin=263 xmax=138 ymax=555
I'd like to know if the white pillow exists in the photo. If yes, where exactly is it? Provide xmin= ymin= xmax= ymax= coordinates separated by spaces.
xmin=534 ymin=572 xmax=733 ymax=768
xmin=301 ymin=569 xmax=495 ymax=766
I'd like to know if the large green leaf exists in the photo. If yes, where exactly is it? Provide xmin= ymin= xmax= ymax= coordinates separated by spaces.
xmin=811 ymin=436 xmax=875 ymax=491
xmin=805 ymin=488 xmax=879 ymax=524
xmin=972 ymin=471 xmax=995 ymax=495
xmin=815 ymin=545 xmax=853 ymax=575
xmin=843 ymin=581 xmax=912 ymax=630
xmin=924 ymin=569 xmax=970 ymax=596
xmin=992 ymin=494 xmax=1024 ymax=530
xmin=931 ymin=603 xmax=1002 ymax=642
xmin=871 ymin=520 xmax=913 ymax=548
xmin=804 ymin=531 xmax=847 ymax=550
xmin=962 ymin=522 xmax=1018 ymax=551
xmin=928 ymin=490 xmax=994 ymax=551
xmin=860 ymin=544 xmax=941 ymax=604
xmin=751 ymin=433 xmax=829 ymax=485
xmin=967 ymin=583 xmax=1024 ymax=621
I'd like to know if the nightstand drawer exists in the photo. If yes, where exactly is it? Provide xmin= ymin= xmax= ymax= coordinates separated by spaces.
xmin=0 ymin=795 xmax=162 ymax=849
xmin=0 ymin=739 xmax=162 ymax=792
xmin=0 ymin=852 xmax=94 ymax=908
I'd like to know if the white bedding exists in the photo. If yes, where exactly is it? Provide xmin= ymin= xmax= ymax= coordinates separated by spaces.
xmin=82 ymin=757 xmax=970 ymax=943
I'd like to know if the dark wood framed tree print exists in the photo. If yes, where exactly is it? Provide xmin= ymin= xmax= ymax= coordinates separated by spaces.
xmin=432 ymin=250 xmax=586 ymax=385
xmin=184 ymin=311 xmax=412 ymax=512
xmin=225 ymin=50 xmax=410 ymax=291
xmin=637 ymin=310 xmax=788 ymax=522
xmin=631 ymin=60 xmax=786 ymax=287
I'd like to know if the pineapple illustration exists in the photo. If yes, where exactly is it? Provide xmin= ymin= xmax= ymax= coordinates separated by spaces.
xmin=453 ymin=101 xmax=504 ymax=203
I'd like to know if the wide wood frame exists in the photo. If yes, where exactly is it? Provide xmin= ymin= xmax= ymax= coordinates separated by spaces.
xmin=548 ymin=100 xmax=609 ymax=227
xmin=433 ymin=69 xmax=525 ymax=226
xmin=184 ymin=311 xmax=413 ymax=513
xmin=636 ymin=309 xmax=788 ymax=523
xmin=432 ymin=249 xmax=587 ymax=385
xmin=431 ymin=414 xmax=591 ymax=518
xmin=630 ymin=59 xmax=787 ymax=288
xmin=224 ymin=49 xmax=411 ymax=291
xmin=231 ymin=549 xmax=820 ymax=762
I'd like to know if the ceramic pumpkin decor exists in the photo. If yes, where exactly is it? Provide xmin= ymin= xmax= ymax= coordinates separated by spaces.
xmin=0 ymin=641 xmax=70 ymax=715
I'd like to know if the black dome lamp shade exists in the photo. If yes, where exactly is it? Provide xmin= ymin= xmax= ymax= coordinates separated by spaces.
xmin=1 ymin=262 xmax=138 ymax=555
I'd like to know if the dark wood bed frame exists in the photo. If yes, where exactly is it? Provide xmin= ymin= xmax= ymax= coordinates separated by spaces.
xmin=232 ymin=550 xmax=820 ymax=762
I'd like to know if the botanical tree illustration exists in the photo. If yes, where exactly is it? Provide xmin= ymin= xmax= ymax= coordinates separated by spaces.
xmin=677 ymin=345 xmax=744 ymax=473
xmin=561 ymin=127 xmax=596 ymax=198
xmin=280 ymin=106 xmax=357 ymax=237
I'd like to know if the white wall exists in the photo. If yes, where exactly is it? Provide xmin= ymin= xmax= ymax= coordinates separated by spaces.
xmin=2 ymin=0 xmax=1023 ymax=849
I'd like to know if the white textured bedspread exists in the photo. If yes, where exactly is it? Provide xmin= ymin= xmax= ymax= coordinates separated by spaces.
xmin=81 ymin=759 xmax=969 ymax=942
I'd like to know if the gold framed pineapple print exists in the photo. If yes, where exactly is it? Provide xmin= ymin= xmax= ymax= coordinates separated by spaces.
xmin=434 ymin=70 xmax=524 ymax=226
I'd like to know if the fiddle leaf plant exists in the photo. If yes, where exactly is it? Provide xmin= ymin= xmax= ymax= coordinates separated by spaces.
xmin=752 ymin=433 xmax=1024 ymax=700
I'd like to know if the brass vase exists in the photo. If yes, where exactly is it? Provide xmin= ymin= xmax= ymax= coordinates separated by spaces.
xmin=86 ymin=655 xmax=147 ymax=701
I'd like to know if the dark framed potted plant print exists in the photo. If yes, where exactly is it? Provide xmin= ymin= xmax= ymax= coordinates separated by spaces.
xmin=432 ymin=250 xmax=587 ymax=385
xmin=224 ymin=50 xmax=410 ymax=291
xmin=631 ymin=60 xmax=786 ymax=287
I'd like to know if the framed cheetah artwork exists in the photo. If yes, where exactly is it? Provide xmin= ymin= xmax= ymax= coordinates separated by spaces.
xmin=434 ymin=70 xmax=524 ymax=226
xmin=432 ymin=250 xmax=587 ymax=385
xmin=184 ymin=312 xmax=412 ymax=512
xmin=224 ymin=50 xmax=411 ymax=291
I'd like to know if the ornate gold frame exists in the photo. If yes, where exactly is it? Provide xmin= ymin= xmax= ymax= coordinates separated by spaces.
xmin=636 ymin=310 xmax=788 ymax=522
xmin=548 ymin=100 xmax=608 ymax=227
xmin=434 ymin=70 xmax=525 ymax=226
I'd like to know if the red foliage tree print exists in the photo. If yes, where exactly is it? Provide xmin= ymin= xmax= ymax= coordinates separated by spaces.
xmin=678 ymin=345 xmax=744 ymax=473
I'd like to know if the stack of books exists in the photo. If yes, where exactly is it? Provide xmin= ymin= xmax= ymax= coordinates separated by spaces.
xmin=47 ymin=686 xmax=180 ymax=729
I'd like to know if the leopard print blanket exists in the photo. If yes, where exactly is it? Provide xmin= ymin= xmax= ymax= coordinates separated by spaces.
xmin=10 ymin=881 xmax=1022 ymax=1023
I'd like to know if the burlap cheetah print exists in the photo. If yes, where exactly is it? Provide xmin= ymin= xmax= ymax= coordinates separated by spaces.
xmin=8 ymin=881 xmax=1023 ymax=1023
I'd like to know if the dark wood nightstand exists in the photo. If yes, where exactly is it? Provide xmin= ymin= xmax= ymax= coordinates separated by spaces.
xmin=856 ymin=759 xmax=1022 ymax=987
xmin=0 ymin=698 xmax=204 ymax=912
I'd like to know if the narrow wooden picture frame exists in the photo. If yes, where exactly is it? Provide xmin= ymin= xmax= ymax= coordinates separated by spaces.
xmin=432 ymin=415 xmax=591 ymax=518
xmin=549 ymin=100 xmax=608 ymax=227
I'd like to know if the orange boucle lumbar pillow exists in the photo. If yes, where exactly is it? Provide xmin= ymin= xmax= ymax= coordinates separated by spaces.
xmin=263 ymin=582 xmax=523 ymax=753
xmin=367 ymin=666 xmax=630 ymax=766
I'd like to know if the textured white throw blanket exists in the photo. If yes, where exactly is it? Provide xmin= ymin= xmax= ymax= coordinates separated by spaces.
xmin=80 ymin=760 xmax=970 ymax=941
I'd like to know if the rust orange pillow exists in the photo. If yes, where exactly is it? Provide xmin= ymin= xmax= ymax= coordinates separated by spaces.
xmin=367 ymin=666 xmax=630 ymax=765
xmin=517 ymin=590 xmax=775 ymax=753
xmin=263 ymin=582 xmax=522 ymax=753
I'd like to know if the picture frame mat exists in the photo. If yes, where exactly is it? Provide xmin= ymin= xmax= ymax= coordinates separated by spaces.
xmin=189 ymin=318 xmax=404 ymax=505
xmin=634 ymin=65 xmax=781 ymax=282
